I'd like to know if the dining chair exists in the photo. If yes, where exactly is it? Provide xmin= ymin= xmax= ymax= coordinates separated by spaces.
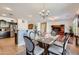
xmin=26 ymin=30 xmax=31 ymax=37
xmin=29 ymin=31 xmax=35 ymax=39
xmin=36 ymin=31 xmax=42 ymax=36
xmin=53 ymin=41 xmax=64 ymax=48
xmin=24 ymin=36 xmax=44 ymax=55
xmin=29 ymin=31 xmax=38 ymax=45
xmin=53 ymin=33 xmax=69 ymax=48
xmin=53 ymin=36 xmax=65 ymax=47
xmin=48 ymin=34 xmax=69 ymax=55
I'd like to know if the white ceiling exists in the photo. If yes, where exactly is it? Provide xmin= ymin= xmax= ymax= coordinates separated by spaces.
xmin=0 ymin=3 xmax=79 ymax=23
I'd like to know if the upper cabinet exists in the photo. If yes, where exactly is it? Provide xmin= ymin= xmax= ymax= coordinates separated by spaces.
xmin=0 ymin=20 xmax=9 ymax=28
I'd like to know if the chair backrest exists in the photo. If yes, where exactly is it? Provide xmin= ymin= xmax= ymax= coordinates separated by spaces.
xmin=34 ymin=30 xmax=42 ymax=36
xmin=62 ymin=33 xmax=70 ymax=55
xmin=24 ymin=36 xmax=35 ymax=53
xmin=26 ymin=30 xmax=32 ymax=37
xmin=29 ymin=31 xmax=35 ymax=40
xmin=51 ymin=31 xmax=57 ymax=36
xmin=26 ymin=30 xmax=28 ymax=33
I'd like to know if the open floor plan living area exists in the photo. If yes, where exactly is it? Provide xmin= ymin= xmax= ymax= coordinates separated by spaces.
xmin=0 ymin=3 xmax=79 ymax=55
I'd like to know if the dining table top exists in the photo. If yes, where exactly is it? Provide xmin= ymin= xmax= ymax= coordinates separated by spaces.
xmin=35 ymin=35 xmax=59 ymax=45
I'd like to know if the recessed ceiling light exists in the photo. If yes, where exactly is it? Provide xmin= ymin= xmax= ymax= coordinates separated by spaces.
xmin=3 ymin=7 xmax=12 ymax=11
xmin=2 ymin=14 xmax=7 ymax=16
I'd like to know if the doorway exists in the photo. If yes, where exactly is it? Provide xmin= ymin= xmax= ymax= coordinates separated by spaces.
xmin=40 ymin=22 xmax=47 ymax=33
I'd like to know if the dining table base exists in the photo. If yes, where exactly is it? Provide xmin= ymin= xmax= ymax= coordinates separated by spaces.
xmin=38 ymin=42 xmax=50 ymax=55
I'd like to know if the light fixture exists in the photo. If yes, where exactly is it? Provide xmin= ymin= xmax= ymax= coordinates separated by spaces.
xmin=3 ymin=7 xmax=12 ymax=11
xmin=39 ymin=9 xmax=50 ymax=19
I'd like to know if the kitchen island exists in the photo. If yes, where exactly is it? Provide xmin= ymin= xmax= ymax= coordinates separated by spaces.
xmin=0 ymin=31 xmax=10 ymax=39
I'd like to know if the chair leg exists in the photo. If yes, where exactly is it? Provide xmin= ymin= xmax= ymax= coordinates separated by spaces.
xmin=26 ymin=50 xmax=30 ymax=55
xmin=48 ymin=50 xmax=51 ymax=55
xmin=26 ymin=52 xmax=31 ymax=55
xmin=26 ymin=52 xmax=29 ymax=55
xmin=62 ymin=50 xmax=66 ymax=55
xmin=48 ymin=52 xmax=50 ymax=55
xmin=40 ymin=52 xmax=44 ymax=55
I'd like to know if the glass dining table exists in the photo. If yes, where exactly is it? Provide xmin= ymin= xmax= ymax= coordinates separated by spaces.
xmin=35 ymin=35 xmax=59 ymax=55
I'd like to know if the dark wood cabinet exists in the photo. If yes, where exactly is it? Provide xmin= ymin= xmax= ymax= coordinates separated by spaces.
xmin=0 ymin=20 xmax=17 ymax=38
xmin=0 ymin=31 xmax=10 ymax=38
